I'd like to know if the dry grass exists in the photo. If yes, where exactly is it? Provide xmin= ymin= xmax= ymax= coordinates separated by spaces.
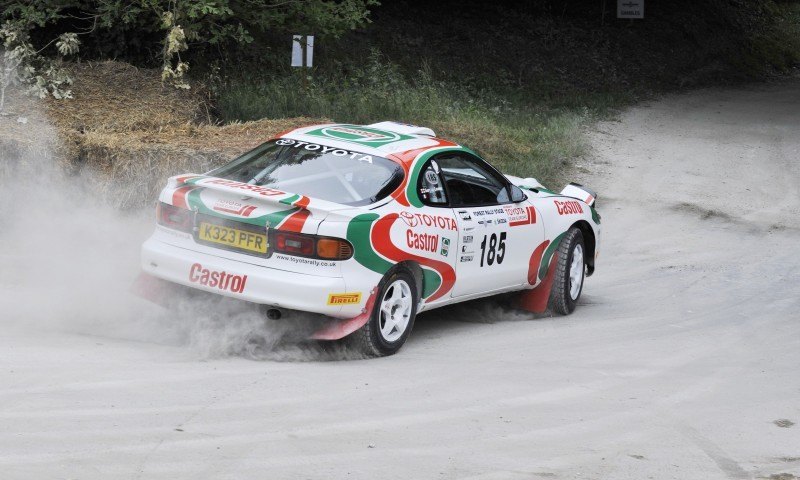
xmin=48 ymin=61 xmax=209 ymax=133
xmin=78 ymin=118 xmax=324 ymax=207
xmin=82 ymin=118 xmax=322 ymax=155
xmin=0 ymin=61 xmax=326 ymax=209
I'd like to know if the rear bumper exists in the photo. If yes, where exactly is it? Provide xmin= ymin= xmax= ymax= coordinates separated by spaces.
xmin=141 ymin=237 xmax=356 ymax=317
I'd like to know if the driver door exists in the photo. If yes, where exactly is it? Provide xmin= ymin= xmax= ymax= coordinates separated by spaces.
xmin=420 ymin=152 xmax=544 ymax=297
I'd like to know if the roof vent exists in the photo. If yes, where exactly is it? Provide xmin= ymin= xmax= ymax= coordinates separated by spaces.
xmin=366 ymin=121 xmax=436 ymax=137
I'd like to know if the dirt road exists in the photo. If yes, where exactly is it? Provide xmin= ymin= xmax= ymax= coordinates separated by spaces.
xmin=2 ymin=82 xmax=799 ymax=479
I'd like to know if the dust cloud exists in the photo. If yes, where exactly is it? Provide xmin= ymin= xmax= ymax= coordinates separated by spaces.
xmin=0 ymin=109 xmax=343 ymax=361
xmin=0 ymin=103 xmax=518 ymax=362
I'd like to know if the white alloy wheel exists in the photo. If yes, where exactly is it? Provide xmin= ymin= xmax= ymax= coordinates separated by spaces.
xmin=569 ymin=243 xmax=585 ymax=300
xmin=549 ymin=227 xmax=585 ymax=315
xmin=349 ymin=268 xmax=419 ymax=357
xmin=379 ymin=279 xmax=413 ymax=342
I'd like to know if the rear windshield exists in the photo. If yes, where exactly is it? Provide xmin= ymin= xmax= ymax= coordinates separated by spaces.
xmin=207 ymin=138 xmax=404 ymax=206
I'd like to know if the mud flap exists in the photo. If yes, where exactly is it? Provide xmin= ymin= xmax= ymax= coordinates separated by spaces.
xmin=310 ymin=288 xmax=379 ymax=340
xmin=515 ymin=252 xmax=559 ymax=314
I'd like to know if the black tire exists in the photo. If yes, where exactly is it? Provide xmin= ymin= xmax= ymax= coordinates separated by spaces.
xmin=349 ymin=267 xmax=419 ymax=357
xmin=549 ymin=227 xmax=586 ymax=315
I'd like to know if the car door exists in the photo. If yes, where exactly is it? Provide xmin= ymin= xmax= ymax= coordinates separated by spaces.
xmin=417 ymin=151 xmax=544 ymax=297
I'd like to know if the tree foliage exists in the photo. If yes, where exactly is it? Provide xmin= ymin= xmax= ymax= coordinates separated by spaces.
xmin=0 ymin=21 xmax=79 ymax=112
xmin=3 ymin=0 xmax=378 ymax=41
xmin=1 ymin=0 xmax=378 ymax=87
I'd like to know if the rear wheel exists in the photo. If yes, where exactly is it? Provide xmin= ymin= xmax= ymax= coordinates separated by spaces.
xmin=549 ymin=227 xmax=585 ymax=315
xmin=349 ymin=268 xmax=418 ymax=357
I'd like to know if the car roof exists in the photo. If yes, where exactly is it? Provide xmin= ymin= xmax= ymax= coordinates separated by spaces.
xmin=279 ymin=121 xmax=461 ymax=158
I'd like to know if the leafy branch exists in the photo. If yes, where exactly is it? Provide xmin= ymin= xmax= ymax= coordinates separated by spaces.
xmin=0 ymin=21 xmax=80 ymax=113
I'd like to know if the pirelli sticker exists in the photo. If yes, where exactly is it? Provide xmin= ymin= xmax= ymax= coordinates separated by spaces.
xmin=327 ymin=292 xmax=362 ymax=305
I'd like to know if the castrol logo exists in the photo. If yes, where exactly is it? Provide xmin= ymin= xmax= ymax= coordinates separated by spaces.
xmin=406 ymin=230 xmax=439 ymax=253
xmin=554 ymin=200 xmax=584 ymax=215
xmin=189 ymin=263 xmax=248 ymax=293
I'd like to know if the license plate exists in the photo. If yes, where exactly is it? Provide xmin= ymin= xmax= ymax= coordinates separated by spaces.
xmin=198 ymin=222 xmax=268 ymax=254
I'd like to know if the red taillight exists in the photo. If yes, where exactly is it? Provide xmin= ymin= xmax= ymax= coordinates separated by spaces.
xmin=275 ymin=232 xmax=314 ymax=256
xmin=271 ymin=232 xmax=353 ymax=260
xmin=157 ymin=202 xmax=192 ymax=232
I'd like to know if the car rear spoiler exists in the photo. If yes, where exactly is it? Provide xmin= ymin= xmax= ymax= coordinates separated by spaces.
xmin=168 ymin=174 xmax=353 ymax=219
xmin=560 ymin=182 xmax=597 ymax=207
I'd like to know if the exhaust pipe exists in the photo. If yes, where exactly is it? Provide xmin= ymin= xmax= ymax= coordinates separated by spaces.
xmin=258 ymin=304 xmax=285 ymax=320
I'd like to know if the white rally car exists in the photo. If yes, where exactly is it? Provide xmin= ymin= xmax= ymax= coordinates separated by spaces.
xmin=138 ymin=121 xmax=601 ymax=356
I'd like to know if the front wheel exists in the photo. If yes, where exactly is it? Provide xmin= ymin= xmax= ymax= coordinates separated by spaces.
xmin=549 ymin=227 xmax=585 ymax=315
xmin=349 ymin=268 xmax=418 ymax=357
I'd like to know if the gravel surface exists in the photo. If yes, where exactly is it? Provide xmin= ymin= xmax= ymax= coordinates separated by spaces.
xmin=1 ymin=81 xmax=799 ymax=480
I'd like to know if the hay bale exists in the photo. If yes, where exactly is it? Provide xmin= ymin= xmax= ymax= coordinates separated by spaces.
xmin=46 ymin=61 xmax=209 ymax=134
xmin=73 ymin=117 xmax=326 ymax=209
xmin=0 ymin=60 xmax=327 ymax=208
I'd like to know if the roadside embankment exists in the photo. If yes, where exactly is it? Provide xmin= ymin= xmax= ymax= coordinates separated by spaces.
xmin=0 ymin=61 xmax=323 ymax=209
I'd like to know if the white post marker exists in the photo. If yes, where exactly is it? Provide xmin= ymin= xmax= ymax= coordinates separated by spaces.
xmin=617 ymin=0 xmax=644 ymax=18
xmin=306 ymin=35 xmax=314 ymax=68
xmin=291 ymin=35 xmax=314 ymax=68
xmin=291 ymin=35 xmax=303 ymax=67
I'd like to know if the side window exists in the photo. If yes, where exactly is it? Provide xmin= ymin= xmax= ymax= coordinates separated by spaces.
xmin=436 ymin=153 xmax=510 ymax=207
xmin=417 ymin=160 xmax=448 ymax=205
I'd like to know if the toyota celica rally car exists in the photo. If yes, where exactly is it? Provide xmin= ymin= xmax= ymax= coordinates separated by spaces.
xmin=138 ymin=121 xmax=601 ymax=356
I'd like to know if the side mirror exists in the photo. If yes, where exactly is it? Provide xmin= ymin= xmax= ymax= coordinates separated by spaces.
xmin=510 ymin=184 xmax=527 ymax=203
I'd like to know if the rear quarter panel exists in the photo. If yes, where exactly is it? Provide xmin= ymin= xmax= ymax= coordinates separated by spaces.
xmin=318 ymin=202 xmax=460 ymax=316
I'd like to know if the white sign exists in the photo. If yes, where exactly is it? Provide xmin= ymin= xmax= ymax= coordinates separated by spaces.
xmin=291 ymin=35 xmax=314 ymax=68
xmin=617 ymin=0 xmax=644 ymax=18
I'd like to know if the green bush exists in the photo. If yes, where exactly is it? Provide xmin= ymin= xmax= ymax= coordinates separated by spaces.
xmin=1 ymin=0 xmax=378 ymax=86
xmin=217 ymin=52 xmax=599 ymax=187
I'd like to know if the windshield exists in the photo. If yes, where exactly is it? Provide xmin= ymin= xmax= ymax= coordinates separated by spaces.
xmin=207 ymin=138 xmax=404 ymax=206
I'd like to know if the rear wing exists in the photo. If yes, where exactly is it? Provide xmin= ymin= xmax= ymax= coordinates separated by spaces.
xmin=168 ymin=174 xmax=351 ymax=218
xmin=560 ymin=183 xmax=597 ymax=207
xmin=366 ymin=121 xmax=436 ymax=137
